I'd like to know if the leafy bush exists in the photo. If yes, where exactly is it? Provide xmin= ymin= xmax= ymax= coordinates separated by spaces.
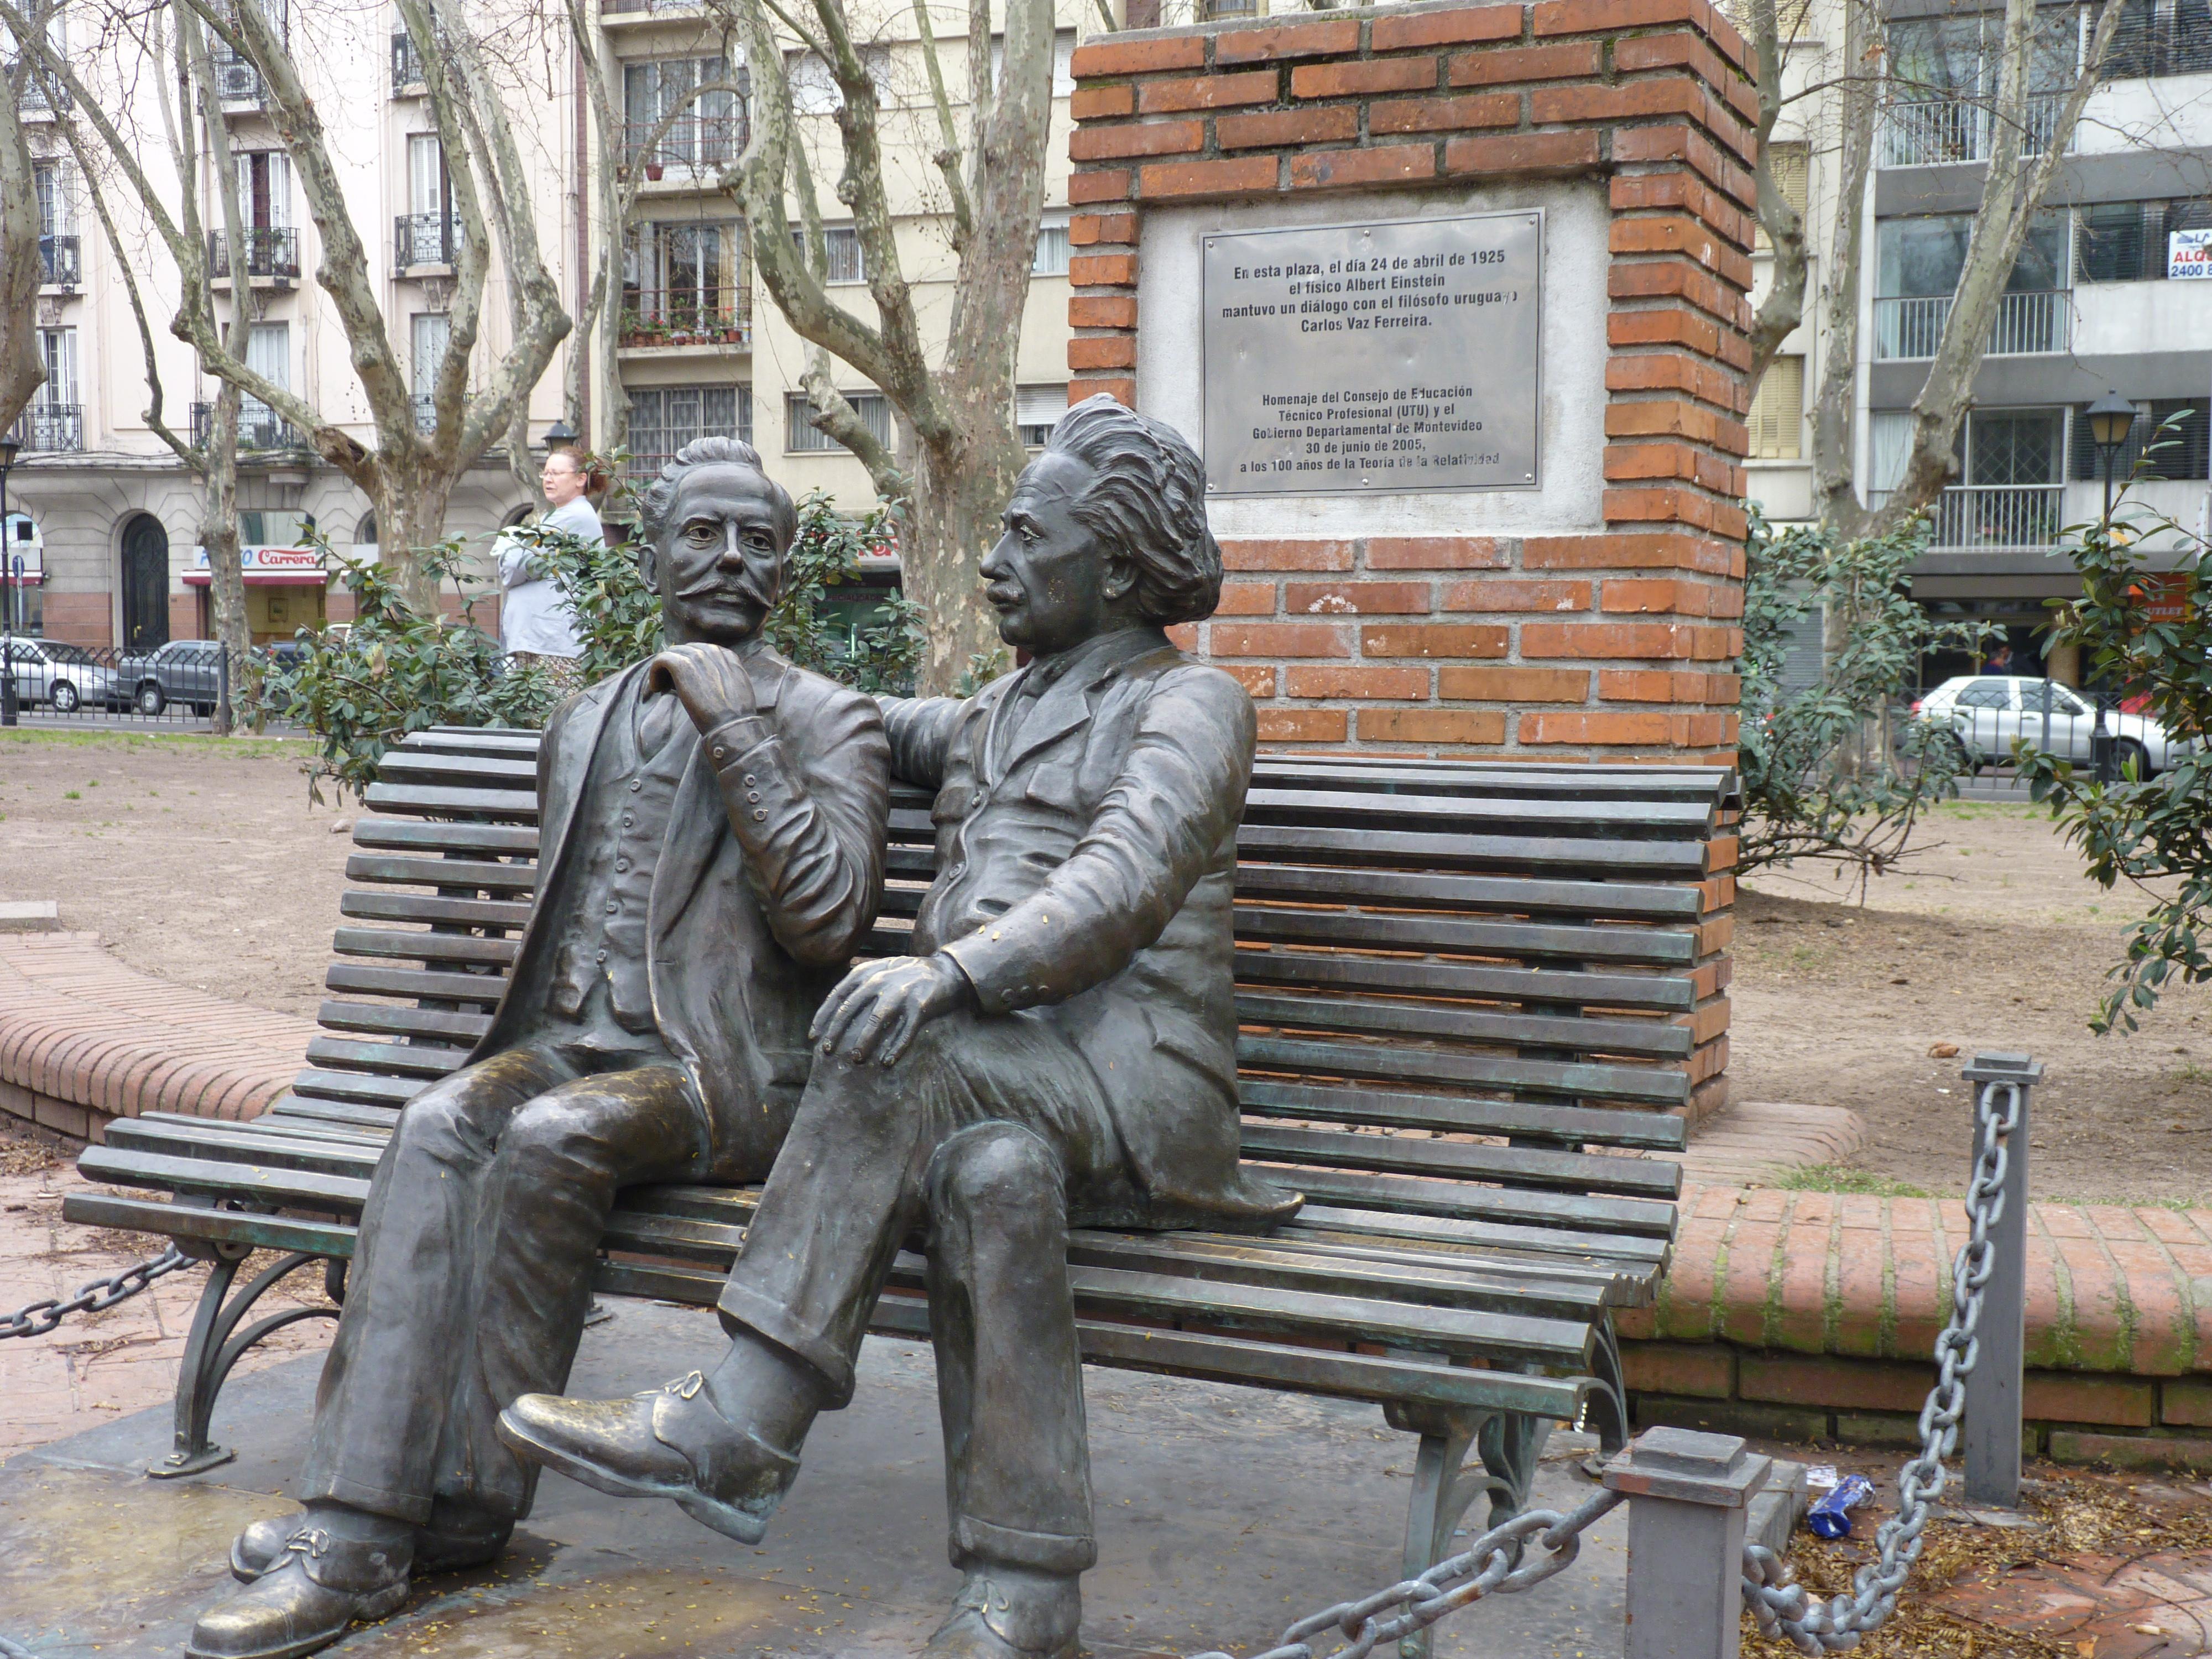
xmin=1738 ymin=506 xmax=1988 ymax=885
xmin=2018 ymin=460 xmax=2210 ymax=1034
xmin=258 ymin=489 xmax=926 ymax=802
xmin=249 ymin=538 xmax=559 ymax=804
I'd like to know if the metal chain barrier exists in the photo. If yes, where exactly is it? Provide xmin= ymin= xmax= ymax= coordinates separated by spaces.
xmin=0 ymin=1245 xmax=195 ymax=1339
xmin=1187 ymin=1484 xmax=1625 ymax=1659
xmin=1741 ymin=1075 xmax=2021 ymax=1653
xmin=1183 ymin=1076 xmax=2022 ymax=1659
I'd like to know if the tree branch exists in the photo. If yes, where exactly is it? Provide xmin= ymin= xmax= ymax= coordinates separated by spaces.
xmin=910 ymin=0 xmax=973 ymax=251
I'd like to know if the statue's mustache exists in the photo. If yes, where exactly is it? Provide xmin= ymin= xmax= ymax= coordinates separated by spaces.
xmin=675 ymin=576 xmax=771 ymax=606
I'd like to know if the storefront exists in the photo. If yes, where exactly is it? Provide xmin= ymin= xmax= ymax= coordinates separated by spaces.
xmin=1 ymin=513 xmax=43 ymax=635
xmin=184 ymin=543 xmax=331 ymax=643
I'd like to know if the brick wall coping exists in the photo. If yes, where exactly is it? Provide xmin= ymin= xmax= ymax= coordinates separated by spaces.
xmin=0 ymin=932 xmax=315 ymax=1140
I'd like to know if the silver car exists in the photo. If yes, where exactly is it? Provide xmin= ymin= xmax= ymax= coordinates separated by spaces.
xmin=1913 ymin=674 xmax=2186 ymax=775
xmin=3 ymin=638 xmax=123 ymax=713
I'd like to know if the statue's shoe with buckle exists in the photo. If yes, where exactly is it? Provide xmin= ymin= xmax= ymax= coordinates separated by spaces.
xmin=495 ymin=1370 xmax=798 ymax=1543
xmin=186 ymin=1527 xmax=411 ymax=1659
xmin=918 ymin=1569 xmax=1081 ymax=1659
xmin=229 ymin=1510 xmax=508 ymax=1583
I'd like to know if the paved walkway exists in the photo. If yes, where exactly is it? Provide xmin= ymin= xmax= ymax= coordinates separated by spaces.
xmin=0 ymin=931 xmax=316 ymax=1138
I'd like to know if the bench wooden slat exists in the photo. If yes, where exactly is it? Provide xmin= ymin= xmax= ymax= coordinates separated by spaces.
xmin=324 ymin=963 xmax=512 ymax=1005
xmin=1241 ymin=1125 xmax=1682 ymax=1199
xmin=288 ymin=1066 xmax=428 ymax=1108
xmin=316 ymin=1000 xmax=494 ymax=1044
xmin=1229 ymin=863 xmax=1702 ymax=920
xmin=1234 ymin=992 xmax=1690 ymax=1062
xmin=1232 ymin=905 xmax=1695 ymax=966
xmin=1281 ymin=1168 xmax=1679 ymax=1238
xmin=1241 ymin=786 xmax=1716 ymax=836
xmin=342 ymin=854 xmax=539 ymax=894
xmin=1238 ymin=1079 xmax=1686 ymax=1150
xmin=1234 ymin=822 xmax=1710 ymax=877
xmin=349 ymin=817 xmax=541 ymax=855
xmin=1236 ymin=1035 xmax=1690 ymax=1108
xmin=1231 ymin=949 xmax=1695 ymax=1012
xmin=362 ymin=782 xmax=543 ymax=821
xmin=306 ymin=1035 xmax=472 ymax=1079
xmin=339 ymin=891 xmax=538 ymax=930
xmin=371 ymin=750 xmax=540 ymax=788
xmin=330 ymin=927 xmax=521 ymax=968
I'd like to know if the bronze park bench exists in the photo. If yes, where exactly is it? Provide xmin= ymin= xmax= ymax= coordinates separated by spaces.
xmin=63 ymin=725 xmax=1734 ymax=1612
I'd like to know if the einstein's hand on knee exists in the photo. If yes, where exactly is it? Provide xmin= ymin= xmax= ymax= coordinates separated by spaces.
xmin=810 ymin=954 xmax=975 ymax=1067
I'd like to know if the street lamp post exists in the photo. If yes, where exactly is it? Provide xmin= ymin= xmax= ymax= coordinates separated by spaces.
xmin=2084 ymin=391 xmax=2137 ymax=782
xmin=0 ymin=432 xmax=19 ymax=729
xmin=542 ymin=418 xmax=579 ymax=455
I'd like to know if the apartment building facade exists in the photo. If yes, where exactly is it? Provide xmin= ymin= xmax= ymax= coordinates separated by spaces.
xmin=1745 ymin=0 xmax=2212 ymax=686
xmin=6 ymin=0 xmax=1092 ymax=650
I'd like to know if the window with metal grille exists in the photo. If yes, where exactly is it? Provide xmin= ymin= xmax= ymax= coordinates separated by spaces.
xmin=1747 ymin=356 xmax=1803 ymax=460
xmin=2077 ymin=199 xmax=2212 ymax=281
xmin=786 ymin=391 xmax=890 ymax=453
xmin=1755 ymin=143 xmax=1807 ymax=251
xmin=628 ymin=385 xmax=753 ymax=469
xmin=1015 ymin=385 xmax=1066 ymax=448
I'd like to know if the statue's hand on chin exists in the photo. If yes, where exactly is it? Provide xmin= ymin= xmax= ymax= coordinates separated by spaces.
xmin=648 ymin=641 xmax=759 ymax=731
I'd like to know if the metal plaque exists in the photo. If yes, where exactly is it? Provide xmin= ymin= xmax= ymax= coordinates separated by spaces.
xmin=1201 ymin=210 xmax=1542 ymax=497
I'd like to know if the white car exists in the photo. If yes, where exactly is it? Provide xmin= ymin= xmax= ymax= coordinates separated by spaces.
xmin=1912 ymin=675 xmax=2185 ymax=776
xmin=3 ymin=638 xmax=122 ymax=713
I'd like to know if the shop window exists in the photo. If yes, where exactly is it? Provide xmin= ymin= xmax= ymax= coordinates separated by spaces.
xmin=1748 ymin=356 xmax=1804 ymax=460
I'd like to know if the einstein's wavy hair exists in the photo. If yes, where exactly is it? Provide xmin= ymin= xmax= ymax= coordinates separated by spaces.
xmin=1047 ymin=395 xmax=1222 ymax=627
xmin=636 ymin=435 xmax=798 ymax=549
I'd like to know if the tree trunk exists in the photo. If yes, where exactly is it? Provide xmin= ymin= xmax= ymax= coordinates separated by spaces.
xmin=1809 ymin=0 xmax=1878 ymax=535
xmin=1743 ymin=0 xmax=1806 ymax=391
xmin=0 ymin=69 xmax=44 ymax=428
xmin=906 ymin=432 xmax=1017 ymax=691
xmin=204 ymin=385 xmax=251 ymax=734
xmin=380 ymin=464 xmax=457 ymax=618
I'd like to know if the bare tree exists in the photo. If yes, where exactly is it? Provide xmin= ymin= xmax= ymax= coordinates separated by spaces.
xmin=715 ymin=0 xmax=1057 ymax=692
xmin=2 ymin=0 xmax=572 ymax=611
xmin=1741 ymin=0 xmax=1813 ymax=386
xmin=0 ymin=14 xmax=50 ymax=430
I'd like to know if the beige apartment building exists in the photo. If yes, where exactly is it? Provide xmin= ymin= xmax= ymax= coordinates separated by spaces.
xmin=7 ymin=0 xmax=1092 ymax=650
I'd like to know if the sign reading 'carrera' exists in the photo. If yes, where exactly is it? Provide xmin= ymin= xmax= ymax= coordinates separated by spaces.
xmin=1201 ymin=208 xmax=1543 ymax=498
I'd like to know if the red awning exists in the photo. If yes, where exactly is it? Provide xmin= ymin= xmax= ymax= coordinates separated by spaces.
xmin=183 ymin=571 xmax=331 ymax=586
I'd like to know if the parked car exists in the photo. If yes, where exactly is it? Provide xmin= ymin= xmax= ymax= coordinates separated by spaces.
xmin=2 ymin=638 xmax=123 ymax=713
xmin=120 ymin=637 xmax=225 ymax=716
xmin=1912 ymin=675 xmax=2187 ymax=775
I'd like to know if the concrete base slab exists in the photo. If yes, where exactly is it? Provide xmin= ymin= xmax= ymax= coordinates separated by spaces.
xmin=0 ymin=1299 xmax=1631 ymax=1657
xmin=0 ymin=901 xmax=59 ymax=933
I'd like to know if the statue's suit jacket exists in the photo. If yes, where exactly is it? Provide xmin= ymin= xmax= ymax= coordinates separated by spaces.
xmin=473 ymin=649 xmax=890 ymax=1166
xmin=885 ymin=625 xmax=1300 ymax=1232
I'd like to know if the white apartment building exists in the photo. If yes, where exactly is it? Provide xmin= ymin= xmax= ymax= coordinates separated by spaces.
xmin=1745 ymin=0 xmax=2212 ymax=686
xmin=6 ymin=0 xmax=1092 ymax=651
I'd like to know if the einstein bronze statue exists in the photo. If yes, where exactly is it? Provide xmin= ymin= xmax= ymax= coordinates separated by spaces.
xmin=186 ymin=437 xmax=891 ymax=1659
xmin=499 ymin=397 xmax=1299 ymax=1659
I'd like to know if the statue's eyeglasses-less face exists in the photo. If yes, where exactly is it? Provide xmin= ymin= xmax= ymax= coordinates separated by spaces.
xmin=655 ymin=466 xmax=788 ymax=644
xmin=983 ymin=449 xmax=1134 ymax=657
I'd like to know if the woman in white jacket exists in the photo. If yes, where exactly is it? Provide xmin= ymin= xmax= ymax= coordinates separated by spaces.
xmin=498 ymin=448 xmax=598 ymax=689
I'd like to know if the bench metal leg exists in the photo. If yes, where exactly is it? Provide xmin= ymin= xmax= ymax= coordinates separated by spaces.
xmin=1385 ymin=1402 xmax=1553 ymax=1659
xmin=150 ymin=1245 xmax=342 ymax=1479
xmin=1583 ymin=1313 xmax=1632 ymax=1457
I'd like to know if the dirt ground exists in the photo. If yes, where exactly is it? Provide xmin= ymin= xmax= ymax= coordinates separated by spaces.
xmin=0 ymin=728 xmax=352 ymax=1018
xmin=1 ymin=729 xmax=2208 ymax=1203
xmin=1735 ymin=797 xmax=2212 ymax=1204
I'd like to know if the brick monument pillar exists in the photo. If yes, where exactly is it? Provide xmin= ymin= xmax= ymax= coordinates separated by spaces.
xmin=1064 ymin=0 xmax=1756 ymax=765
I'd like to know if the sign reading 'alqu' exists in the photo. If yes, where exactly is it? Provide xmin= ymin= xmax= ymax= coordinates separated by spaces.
xmin=1201 ymin=208 xmax=1542 ymax=497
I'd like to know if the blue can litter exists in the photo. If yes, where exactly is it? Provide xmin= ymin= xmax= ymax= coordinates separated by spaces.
xmin=1805 ymin=1474 xmax=1875 ymax=1539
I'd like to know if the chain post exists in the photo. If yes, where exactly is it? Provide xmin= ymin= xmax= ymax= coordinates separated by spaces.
xmin=1962 ymin=1051 xmax=2038 ymax=1509
xmin=1603 ymin=1427 xmax=1772 ymax=1659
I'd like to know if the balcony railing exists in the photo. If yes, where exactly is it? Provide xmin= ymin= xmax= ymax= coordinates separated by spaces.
xmin=1927 ymin=483 xmax=2067 ymax=551
xmin=211 ymin=50 xmax=266 ymax=104
xmin=391 ymin=29 xmax=424 ymax=91
xmin=38 ymin=233 xmax=79 ymax=288
xmin=618 ymin=289 xmax=750 ymax=348
xmin=210 ymin=227 xmax=300 ymax=280
xmin=189 ymin=398 xmax=302 ymax=452
xmin=15 ymin=72 xmax=68 ymax=114
xmin=602 ymin=0 xmax=702 ymax=15
xmin=7 ymin=405 xmax=83 ymax=453
xmin=1872 ymin=289 xmax=2070 ymax=359
xmin=625 ymin=115 xmax=746 ymax=174
xmin=1879 ymin=93 xmax=2067 ymax=168
xmin=395 ymin=212 xmax=465 ymax=269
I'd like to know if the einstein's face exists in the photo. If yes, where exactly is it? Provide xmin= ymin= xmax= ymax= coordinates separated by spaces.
xmin=980 ymin=448 xmax=1129 ymax=659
